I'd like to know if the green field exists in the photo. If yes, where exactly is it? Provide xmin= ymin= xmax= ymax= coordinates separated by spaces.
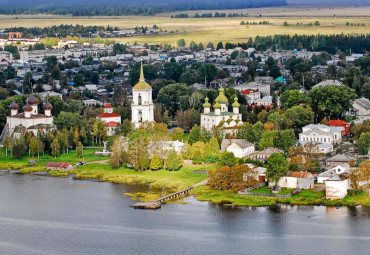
xmin=0 ymin=5 xmax=369 ymax=45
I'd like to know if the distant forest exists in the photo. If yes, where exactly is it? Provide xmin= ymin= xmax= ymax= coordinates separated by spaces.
xmin=0 ymin=0 xmax=287 ymax=16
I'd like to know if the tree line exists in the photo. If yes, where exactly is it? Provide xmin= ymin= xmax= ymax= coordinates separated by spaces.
xmin=0 ymin=0 xmax=287 ymax=16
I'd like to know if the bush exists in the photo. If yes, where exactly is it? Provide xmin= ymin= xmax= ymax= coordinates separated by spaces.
xmin=219 ymin=151 xmax=237 ymax=167
xmin=347 ymin=189 xmax=355 ymax=196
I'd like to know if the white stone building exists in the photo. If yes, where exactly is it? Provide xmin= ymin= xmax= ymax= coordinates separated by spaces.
xmin=96 ymin=103 xmax=121 ymax=136
xmin=317 ymin=164 xmax=350 ymax=184
xmin=19 ymin=49 xmax=64 ymax=63
xmin=0 ymin=51 xmax=13 ymax=62
xmin=271 ymin=172 xmax=314 ymax=189
xmin=201 ymin=88 xmax=243 ymax=132
xmin=221 ymin=139 xmax=255 ymax=158
xmin=348 ymin=98 xmax=370 ymax=117
xmin=299 ymin=124 xmax=344 ymax=153
xmin=131 ymin=63 xmax=154 ymax=128
xmin=325 ymin=174 xmax=350 ymax=200
xmin=3 ymin=94 xmax=54 ymax=139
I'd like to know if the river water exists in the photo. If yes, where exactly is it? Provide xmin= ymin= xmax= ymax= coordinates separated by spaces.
xmin=0 ymin=172 xmax=369 ymax=255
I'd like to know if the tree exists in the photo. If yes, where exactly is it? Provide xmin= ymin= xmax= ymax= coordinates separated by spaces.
xmin=284 ymin=21 xmax=288 ymax=26
xmin=188 ymin=124 xmax=200 ymax=144
xmin=357 ymin=132 xmax=370 ymax=155
xmin=51 ymin=138 xmax=60 ymax=158
xmin=54 ymin=111 xmax=82 ymax=129
xmin=205 ymin=137 xmax=220 ymax=157
xmin=73 ymin=74 xmax=84 ymax=86
xmin=171 ymin=128 xmax=184 ymax=142
xmin=76 ymin=142 xmax=84 ymax=158
xmin=138 ymin=153 xmax=150 ymax=171
xmin=208 ymin=164 xmax=258 ymax=192
xmin=110 ymin=137 xmax=128 ymax=168
xmin=73 ymin=128 xmax=80 ymax=147
xmin=219 ymin=151 xmax=237 ymax=167
xmin=285 ymin=105 xmax=314 ymax=130
xmin=259 ymin=131 xmax=278 ymax=150
xmin=275 ymin=130 xmax=297 ymax=152
xmin=156 ymin=83 xmax=190 ymax=117
xmin=309 ymin=85 xmax=356 ymax=121
xmin=280 ymin=90 xmax=307 ymax=109
xmin=166 ymin=150 xmax=182 ymax=171
xmin=177 ymin=39 xmax=186 ymax=47
xmin=3 ymin=136 xmax=10 ymax=156
xmin=150 ymin=155 xmax=163 ymax=170
xmin=266 ymin=153 xmax=288 ymax=187
xmin=11 ymin=137 xmax=27 ymax=159
xmin=349 ymin=161 xmax=370 ymax=193
xmin=192 ymin=150 xmax=203 ymax=164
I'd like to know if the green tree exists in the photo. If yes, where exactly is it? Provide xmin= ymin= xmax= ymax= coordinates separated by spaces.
xmin=266 ymin=152 xmax=288 ymax=187
xmin=219 ymin=151 xmax=237 ymax=167
xmin=76 ymin=142 xmax=84 ymax=158
xmin=177 ymin=39 xmax=186 ymax=47
xmin=188 ymin=124 xmax=201 ymax=145
xmin=51 ymin=138 xmax=61 ymax=158
xmin=171 ymin=128 xmax=184 ymax=141
xmin=150 ymin=155 xmax=163 ymax=170
xmin=357 ymin=132 xmax=370 ymax=155
xmin=11 ymin=137 xmax=27 ymax=159
xmin=192 ymin=150 xmax=203 ymax=164
xmin=280 ymin=90 xmax=307 ymax=109
xmin=3 ymin=136 xmax=10 ymax=156
xmin=309 ymin=85 xmax=356 ymax=121
xmin=259 ymin=131 xmax=278 ymax=150
xmin=275 ymin=130 xmax=297 ymax=152
xmin=54 ymin=111 xmax=82 ymax=129
xmin=166 ymin=150 xmax=182 ymax=171
xmin=284 ymin=105 xmax=314 ymax=129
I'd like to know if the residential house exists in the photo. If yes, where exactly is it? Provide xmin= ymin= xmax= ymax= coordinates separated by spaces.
xmin=311 ymin=80 xmax=343 ymax=90
xmin=45 ymin=162 xmax=74 ymax=171
xmin=326 ymin=154 xmax=353 ymax=167
xmin=328 ymin=119 xmax=350 ymax=136
xmin=272 ymin=171 xmax=314 ymax=189
xmin=317 ymin=164 xmax=350 ymax=184
xmin=348 ymin=98 xmax=370 ymax=117
xmin=96 ymin=103 xmax=121 ymax=136
xmin=221 ymin=139 xmax=255 ymax=158
xmin=252 ymin=148 xmax=284 ymax=162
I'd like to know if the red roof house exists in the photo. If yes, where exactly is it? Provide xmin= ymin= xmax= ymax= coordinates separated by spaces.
xmin=328 ymin=119 xmax=350 ymax=136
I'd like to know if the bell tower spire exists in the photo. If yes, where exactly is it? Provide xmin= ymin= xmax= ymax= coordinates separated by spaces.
xmin=140 ymin=62 xmax=145 ymax=82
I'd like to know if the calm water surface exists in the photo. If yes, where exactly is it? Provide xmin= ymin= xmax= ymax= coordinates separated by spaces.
xmin=0 ymin=171 xmax=369 ymax=255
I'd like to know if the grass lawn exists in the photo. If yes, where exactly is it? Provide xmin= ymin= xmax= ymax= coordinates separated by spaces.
xmin=249 ymin=186 xmax=294 ymax=195
xmin=193 ymin=186 xmax=370 ymax=207
xmin=74 ymin=163 xmax=213 ymax=191
xmin=0 ymin=147 xmax=109 ymax=169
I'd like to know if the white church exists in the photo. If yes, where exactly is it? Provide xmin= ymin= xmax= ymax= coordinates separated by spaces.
xmin=3 ymin=94 xmax=54 ymax=139
xmin=131 ymin=63 xmax=154 ymax=128
xmin=201 ymin=87 xmax=243 ymax=133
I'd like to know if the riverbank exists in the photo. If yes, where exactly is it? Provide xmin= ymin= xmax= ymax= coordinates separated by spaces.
xmin=191 ymin=186 xmax=370 ymax=207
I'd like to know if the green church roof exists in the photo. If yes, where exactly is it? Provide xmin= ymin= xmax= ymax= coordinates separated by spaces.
xmin=203 ymin=97 xmax=211 ymax=108
xmin=215 ymin=87 xmax=228 ymax=104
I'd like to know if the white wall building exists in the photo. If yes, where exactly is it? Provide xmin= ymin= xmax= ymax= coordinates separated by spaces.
xmin=2 ymin=94 xmax=54 ymax=139
xmin=221 ymin=139 xmax=255 ymax=158
xmin=96 ymin=103 xmax=121 ymax=136
xmin=19 ymin=49 xmax=64 ymax=63
xmin=299 ymin=124 xmax=344 ymax=153
xmin=131 ymin=63 xmax=154 ymax=128
xmin=201 ymin=88 xmax=243 ymax=132
xmin=317 ymin=164 xmax=350 ymax=184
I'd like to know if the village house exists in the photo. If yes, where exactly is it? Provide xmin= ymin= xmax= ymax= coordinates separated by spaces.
xmin=45 ymin=162 xmax=74 ymax=171
xmin=96 ymin=103 xmax=121 ymax=136
xmin=311 ymin=80 xmax=343 ymax=90
xmin=348 ymin=97 xmax=370 ymax=117
xmin=252 ymin=148 xmax=284 ymax=162
xmin=221 ymin=139 xmax=255 ymax=158
xmin=58 ymin=38 xmax=78 ymax=48
xmin=328 ymin=119 xmax=350 ymax=136
xmin=271 ymin=171 xmax=315 ymax=189
xmin=325 ymin=173 xmax=350 ymax=200
xmin=317 ymin=164 xmax=350 ymax=184
xmin=326 ymin=154 xmax=353 ymax=167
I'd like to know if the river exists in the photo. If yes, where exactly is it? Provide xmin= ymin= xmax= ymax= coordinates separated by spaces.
xmin=0 ymin=171 xmax=369 ymax=255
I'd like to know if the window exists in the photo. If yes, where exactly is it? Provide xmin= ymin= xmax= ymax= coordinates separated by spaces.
xmin=138 ymin=94 xmax=142 ymax=105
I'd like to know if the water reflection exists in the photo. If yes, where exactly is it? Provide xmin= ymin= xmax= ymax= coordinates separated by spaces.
xmin=0 ymin=172 xmax=369 ymax=255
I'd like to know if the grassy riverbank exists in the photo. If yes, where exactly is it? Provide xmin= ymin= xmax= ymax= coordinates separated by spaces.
xmin=192 ymin=186 xmax=370 ymax=207
xmin=74 ymin=163 xmax=212 ymax=190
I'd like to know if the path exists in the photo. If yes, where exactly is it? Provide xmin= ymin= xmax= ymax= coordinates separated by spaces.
xmin=85 ymin=159 xmax=110 ymax=165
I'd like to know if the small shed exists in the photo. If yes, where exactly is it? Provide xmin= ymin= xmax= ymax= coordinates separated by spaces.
xmin=45 ymin=162 xmax=73 ymax=171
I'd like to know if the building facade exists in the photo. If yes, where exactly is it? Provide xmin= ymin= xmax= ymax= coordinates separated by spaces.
xmin=96 ymin=103 xmax=121 ymax=136
xmin=201 ymin=88 xmax=242 ymax=132
xmin=131 ymin=63 xmax=154 ymax=128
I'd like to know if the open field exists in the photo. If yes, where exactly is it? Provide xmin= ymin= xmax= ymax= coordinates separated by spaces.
xmin=0 ymin=6 xmax=369 ymax=45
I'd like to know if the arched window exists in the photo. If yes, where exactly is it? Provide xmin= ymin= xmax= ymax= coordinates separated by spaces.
xmin=138 ymin=94 xmax=142 ymax=105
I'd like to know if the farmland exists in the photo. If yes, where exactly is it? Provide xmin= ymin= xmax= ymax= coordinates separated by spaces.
xmin=0 ymin=5 xmax=369 ymax=45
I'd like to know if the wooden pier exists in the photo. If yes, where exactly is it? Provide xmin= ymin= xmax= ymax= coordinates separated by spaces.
xmin=133 ymin=179 xmax=208 ymax=209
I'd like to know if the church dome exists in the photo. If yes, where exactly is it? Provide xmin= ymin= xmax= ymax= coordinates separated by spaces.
xmin=9 ymin=100 xmax=19 ymax=110
xmin=215 ymin=88 xmax=228 ymax=104
xmin=43 ymin=102 xmax=53 ymax=110
xmin=213 ymin=101 xmax=221 ymax=109
xmin=23 ymin=102 xmax=33 ymax=112
xmin=232 ymin=96 xmax=240 ymax=108
xmin=27 ymin=94 xmax=40 ymax=105
xmin=133 ymin=62 xmax=152 ymax=90
xmin=203 ymin=97 xmax=211 ymax=108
